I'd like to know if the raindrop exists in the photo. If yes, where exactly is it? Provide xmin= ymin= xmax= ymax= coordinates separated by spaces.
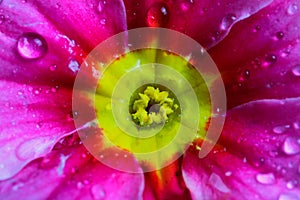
xmin=253 ymin=25 xmax=261 ymax=33
xmin=91 ymin=184 xmax=106 ymax=200
xmin=97 ymin=0 xmax=107 ymax=13
xmin=286 ymin=180 xmax=298 ymax=189
xmin=282 ymin=136 xmax=300 ymax=155
xmin=256 ymin=173 xmax=276 ymax=185
xmin=279 ymin=193 xmax=299 ymax=200
xmin=180 ymin=0 xmax=194 ymax=11
xmin=77 ymin=182 xmax=84 ymax=189
xmin=293 ymin=122 xmax=300 ymax=129
xmin=208 ymin=173 xmax=230 ymax=193
xmin=34 ymin=89 xmax=40 ymax=95
xmin=68 ymin=60 xmax=80 ymax=73
xmin=262 ymin=54 xmax=277 ymax=68
xmin=292 ymin=65 xmax=300 ymax=76
xmin=146 ymin=3 xmax=169 ymax=27
xmin=100 ymin=18 xmax=106 ymax=25
xmin=225 ymin=171 xmax=232 ymax=176
xmin=239 ymin=69 xmax=250 ymax=81
xmin=220 ymin=14 xmax=237 ymax=31
xmin=17 ymin=32 xmax=48 ymax=59
xmin=0 ymin=15 xmax=5 ymax=25
xmin=287 ymin=3 xmax=298 ymax=15
xmin=275 ymin=31 xmax=284 ymax=40
xmin=273 ymin=125 xmax=290 ymax=134
xmin=49 ymin=65 xmax=57 ymax=71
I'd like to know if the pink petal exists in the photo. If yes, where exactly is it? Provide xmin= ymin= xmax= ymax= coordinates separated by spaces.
xmin=0 ymin=0 xmax=127 ymax=85
xmin=124 ymin=0 xmax=272 ymax=48
xmin=209 ymin=0 xmax=300 ymax=108
xmin=183 ymin=97 xmax=300 ymax=200
xmin=0 ymin=144 xmax=144 ymax=200
xmin=143 ymin=158 xmax=191 ymax=200
xmin=0 ymin=80 xmax=76 ymax=180
xmin=0 ymin=0 xmax=127 ymax=180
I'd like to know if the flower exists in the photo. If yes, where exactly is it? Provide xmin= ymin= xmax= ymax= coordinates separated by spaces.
xmin=0 ymin=0 xmax=300 ymax=199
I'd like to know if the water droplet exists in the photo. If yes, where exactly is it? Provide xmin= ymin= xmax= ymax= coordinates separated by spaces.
xmin=146 ymin=3 xmax=169 ymax=27
xmin=273 ymin=125 xmax=290 ymax=134
xmin=220 ymin=14 xmax=237 ymax=30
xmin=0 ymin=15 xmax=5 ymax=25
xmin=293 ymin=122 xmax=300 ymax=130
xmin=180 ymin=0 xmax=194 ymax=11
xmin=12 ymin=182 xmax=24 ymax=191
xmin=239 ymin=69 xmax=250 ymax=81
xmin=275 ymin=31 xmax=284 ymax=40
xmin=34 ymin=89 xmax=40 ymax=95
xmin=91 ymin=184 xmax=106 ymax=200
xmin=68 ymin=60 xmax=80 ymax=73
xmin=17 ymin=32 xmax=48 ymax=59
xmin=279 ymin=193 xmax=300 ymax=200
xmin=256 ymin=173 xmax=276 ymax=184
xmin=49 ymin=65 xmax=57 ymax=71
xmin=100 ymin=18 xmax=106 ymax=25
xmin=253 ymin=25 xmax=261 ymax=33
xmin=77 ymin=181 xmax=84 ymax=189
xmin=287 ymin=3 xmax=298 ymax=15
xmin=225 ymin=171 xmax=232 ymax=176
xmin=262 ymin=54 xmax=277 ymax=68
xmin=292 ymin=65 xmax=300 ymax=76
xmin=208 ymin=173 xmax=230 ymax=193
xmin=282 ymin=137 xmax=300 ymax=155
xmin=97 ymin=0 xmax=107 ymax=13
xmin=286 ymin=180 xmax=298 ymax=189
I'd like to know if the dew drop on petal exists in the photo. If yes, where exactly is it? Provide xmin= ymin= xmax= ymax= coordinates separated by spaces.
xmin=220 ymin=14 xmax=237 ymax=31
xmin=278 ymin=193 xmax=300 ymax=200
xmin=208 ymin=173 xmax=230 ymax=193
xmin=282 ymin=137 xmax=300 ymax=155
xmin=97 ymin=0 xmax=106 ymax=13
xmin=17 ymin=32 xmax=48 ymax=59
xmin=49 ymin=64 xmax=57 ymax=71
xmin=256 ymin=173 xmax=276 ymax=185
xmin=146 ymin=3 xmax=169 ymax=27
xmin=273 ymin=125 xmax=290 ymax=134
xmin=275 ymin=31 xmax=284 ymax=40
xmin=180 ymin=0 xmax=194 ymax=11
xmin=91 ymin=184 xmax=106 ymax=200
xmin=287 ymin=3 xmax=298 ymax=15
xmin=262 ymin=54 xmax=277 ymax=68
xmin=292 ymin=65 xmax=300 ymax=76
xmin=286 ymin=180 xmax=298 ymax=189
xmin=68 ymin=60 xmax=80 ymax=73
xmin=0 ymin=15 xmax=5 ymax=25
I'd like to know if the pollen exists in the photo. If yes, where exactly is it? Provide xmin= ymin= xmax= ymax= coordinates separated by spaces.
xmin=131 ymin=86 xmax=178 ymax=126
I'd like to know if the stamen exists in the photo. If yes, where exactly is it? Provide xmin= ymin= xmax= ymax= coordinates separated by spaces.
xmin=131 ymin=86 xmax=178 ymax=126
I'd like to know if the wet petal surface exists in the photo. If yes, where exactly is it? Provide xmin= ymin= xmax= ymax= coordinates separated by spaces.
xmin=0 ymin=0 xmax=127 ymax=180
xmin=183 ymin=97 xmax=300 ymax=200
xmin=124 ymin=0 xmax=272 ymax=48
xmin=210 ymin=0 xmax=300 ymax=108
xmin=0 ymin=144 xmax=144 ymax=200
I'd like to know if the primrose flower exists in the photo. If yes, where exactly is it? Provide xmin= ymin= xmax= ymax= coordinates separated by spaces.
xmin=0 ymin=0 xmax=300 ymax=200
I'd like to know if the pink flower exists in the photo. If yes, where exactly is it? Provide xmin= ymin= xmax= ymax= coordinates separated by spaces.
xmin=0 ymin=0 xmax=300 ymax=199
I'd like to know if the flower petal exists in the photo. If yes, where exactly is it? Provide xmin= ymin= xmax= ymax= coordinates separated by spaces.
xmin=209 ymin=0 xmax=300 ymax=108
xmin=0 ymin=0 xmax=127 ymax=85
xmin=0 ymin=81 xmax=76 ymax=180
xmin=0 ymin=144 xmax=144 ymax=200
xmin=124 ymin=0 xmax=272 ymax=48
xmin=143 ymin=158 xmax=191 ymax=200
xmin=183 ymin=97 xmax=300 ymax=200
xmin=0 ymin=0 xmax=127 ymax=180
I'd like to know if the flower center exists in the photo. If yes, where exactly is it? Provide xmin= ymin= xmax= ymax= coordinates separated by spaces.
xmin=130 ymin=85 xmax=179 ymax=126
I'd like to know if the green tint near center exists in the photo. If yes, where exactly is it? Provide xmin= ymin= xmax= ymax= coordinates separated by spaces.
xmin=95 ymin=49 xmax=211 ymax=155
